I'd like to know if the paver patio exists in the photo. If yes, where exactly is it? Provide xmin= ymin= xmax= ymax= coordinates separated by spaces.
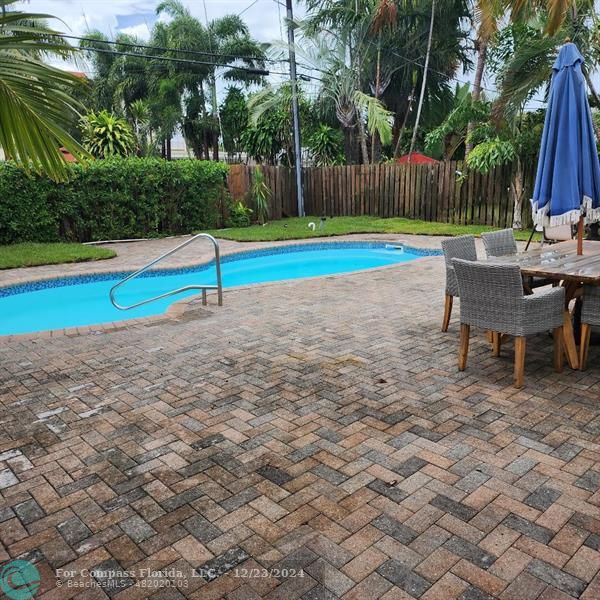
xmin=1 ymin=234 xmax=600 ymax=599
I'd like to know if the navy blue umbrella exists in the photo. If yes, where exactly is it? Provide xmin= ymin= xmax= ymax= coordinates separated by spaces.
xmin=531 ymin=42 xmax=600 ymax=254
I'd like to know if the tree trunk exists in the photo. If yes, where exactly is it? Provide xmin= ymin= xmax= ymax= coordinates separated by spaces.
xmin=166 ymin=137 xmax=172 ymax=161
xmin=357 ymin=117 xmax=369 ymax=164
xmin=371 ymin=41 xmax=382 ymax=164
xmin=408 ymin=0 xmax=436 ymax=160
xmin=343 ymin=127 xmax=354 ymax=164
xmin=511 ymin=158 xmax=524 ymax=229
xmin=583 ymin=69 xmax=600 ymax=141
xmin=210 ymin=75 xmax=222 ymax=162
xmin=393 ymin=86 xmax=416 ymax=158
xmin=202 ymin=130 xmax=210 ymax=160
xmin=212 ymin=132 xmax=219 ymax=161
xmin=466 ymin=39 xmax=487 ymax=159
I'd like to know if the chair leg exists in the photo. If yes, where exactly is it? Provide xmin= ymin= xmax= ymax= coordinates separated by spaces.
xmin=553 ymin=327 xmax=563 ymax=373
xmin=442 ymin=294 xmax=453 ymax=332
xmin=580 ymin=323 xmax=592 ymax=371
xmin=492 ymin=332 xmax=501 ymax=357
xmin=458 ymin=324 xmax=470 ymax=371
xmin=514 ymin=336 xmax=526 ymax=388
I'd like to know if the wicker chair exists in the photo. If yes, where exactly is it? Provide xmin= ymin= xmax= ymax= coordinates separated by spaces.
xmin=579 ymin=285 xmax=600 ymax=369
xmin=452 ymin=258 xmax=565 ymax=388
xmin=481 ymin=229 xmax=518 ymax=258
xmin=440 ymin=236 xmax=477 ymax=332
xmin=483 ymin=228 xmax=554 ymax=292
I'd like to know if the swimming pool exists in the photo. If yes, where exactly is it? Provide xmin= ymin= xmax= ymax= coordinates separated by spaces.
xmin=0 ymin=242 xmax=440 ymax=336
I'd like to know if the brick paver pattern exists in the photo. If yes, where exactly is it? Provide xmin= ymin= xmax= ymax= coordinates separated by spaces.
xmin=1 ymin=235 xmax=600 ymax=599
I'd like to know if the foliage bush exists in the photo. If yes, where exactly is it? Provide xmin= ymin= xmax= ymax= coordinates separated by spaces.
xmin=80 ymin=110 xmax=137 ymax=158
xmin=307 ymin=125 xmax=344 ymax=166
xmin=226 ymin=201 xmax=253 ymax=228
xmin=249 ymin=167 xmax=271 ymax=225
xmin=0 ymin=158 xmax=229 ymax=244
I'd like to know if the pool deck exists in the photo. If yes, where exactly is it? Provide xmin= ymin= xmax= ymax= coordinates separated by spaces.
xmin=1 ymin=234 xmax=600 ymax=600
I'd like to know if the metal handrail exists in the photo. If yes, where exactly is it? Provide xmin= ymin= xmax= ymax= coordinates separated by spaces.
xmin=109 ymin=233 xmax=223 ymax=310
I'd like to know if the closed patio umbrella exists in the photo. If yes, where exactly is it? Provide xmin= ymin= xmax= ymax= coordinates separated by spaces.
xmin=531 ymin=42 xmax=600 ymax=255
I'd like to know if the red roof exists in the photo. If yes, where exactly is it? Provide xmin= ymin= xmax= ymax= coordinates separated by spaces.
xmin=397 ymin=152 xmax=438 ymax=165
xmin=59 ymin=147 xmax=77 ymax=162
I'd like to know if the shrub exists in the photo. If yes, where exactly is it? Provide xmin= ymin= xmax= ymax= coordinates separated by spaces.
xmin=226 ymin=201 xmax=252 ymax=228
xmin=0 ymin=158 xmax=229 ymax=244
xmin=0 ymin=165 xmax=56 ymax=243
xmin=250 ymin=167 xmax=271 ymax=225
xmin=80 ymin=111 xmax=136 ymax=158
xmin=307 ymin=125 xmax=344 ymax=166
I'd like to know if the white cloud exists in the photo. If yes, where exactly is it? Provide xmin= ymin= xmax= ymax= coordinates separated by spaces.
xmin=20 ymin=0 xmax=299 ymax=45
xmin=22 ymin=0 xmax=302 ymax=77
xmin=118 ymin=22 xmax=152 ymax=40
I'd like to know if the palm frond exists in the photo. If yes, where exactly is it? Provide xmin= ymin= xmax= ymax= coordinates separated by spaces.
xmin=353 ymin=90 xmax=393 ymax=145
xmin=493 ymin=34 xmax=559 ymax=120
xmin=474 ymin=0 xmax=505 ymax=42
xmin=155 ymin=0 xmax=190 ymax=18
xmin=0 ymin=5 xmax=89 ymax=180
xmin=247 ymin=86 xmax=286 ymax=125
xmin=0 ymin=55 xmax=88 ymax=178
xmin=545 ymin=0 xmax=573 ymax=34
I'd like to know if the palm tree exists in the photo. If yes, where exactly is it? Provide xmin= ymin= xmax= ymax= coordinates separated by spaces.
xmin=494 ymin=1 xmax=598 ymax=121
xmin=154 ymin=0 xmax=211 ymax=159
xmin=369 ymin=0 xmax=397 ymax=161
xmin=287 ymin=31 xmax=393 ymax=164
xmin=205 ymin=15 xmax=266 ymax=159
xmin=408 ymin=0 xmax=436 ymax=159
xmin=508 ymin=0 xmax=580 ymax=35
xmin=156 ymin=0 xmax=265 ymax=160
xmin=0 ymin=1 xmax=88 ymax=180
xmin=465 ymin=0 xmax=504 ymax=158
xmin=79 ymin=31 xmax=150 ymax=114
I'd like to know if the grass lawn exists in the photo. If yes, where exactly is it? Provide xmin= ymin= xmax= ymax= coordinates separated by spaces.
xmin=207 ymin=216 xmax=538 ymax=242
xmin=0 ymin=243 xmax=116 ymax=269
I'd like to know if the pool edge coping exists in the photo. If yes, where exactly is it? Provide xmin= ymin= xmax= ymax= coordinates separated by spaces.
xmin=0 ymin=239 xmax=441 ymax=297
xmin=1 ymin=240 xmax=442 ymax=340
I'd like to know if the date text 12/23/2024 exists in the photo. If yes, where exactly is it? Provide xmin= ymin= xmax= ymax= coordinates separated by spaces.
xmin=54 ymin=566 xmax=306 ymax=592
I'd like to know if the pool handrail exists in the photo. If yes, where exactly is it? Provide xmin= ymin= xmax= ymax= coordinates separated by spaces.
xmin=109 ymin=233 xmax=223 ymax=310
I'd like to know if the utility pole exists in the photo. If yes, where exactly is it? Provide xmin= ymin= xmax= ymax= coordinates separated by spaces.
xmin=286 ymin=0 xmax=305 ymax=216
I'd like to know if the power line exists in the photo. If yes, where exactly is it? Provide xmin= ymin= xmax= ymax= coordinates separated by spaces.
xmin=76 ymin=45 xmax=321 ymax=82
xmin=81 ymin=45 xmax=272 ymax=76
xmin=71 ymin=29 xmax=543 ymax=106
xmin=63 ymin=33 xmax=278 ymax=64
xmin=238 ymin=0 xmax=262 ymax=16
xmin=384 ymin=47 xmax=548 ymax=106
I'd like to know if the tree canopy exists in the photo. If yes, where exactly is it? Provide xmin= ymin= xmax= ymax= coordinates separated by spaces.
xmin=2 ymin=0 xmax=600 ymax=194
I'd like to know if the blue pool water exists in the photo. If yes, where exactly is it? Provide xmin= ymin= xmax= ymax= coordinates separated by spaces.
xmin=0 ymin=242 xmax=439 ymax=335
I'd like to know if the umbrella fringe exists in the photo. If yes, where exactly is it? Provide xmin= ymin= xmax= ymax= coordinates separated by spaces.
xmin=532 ymin=195 xmax=600 ymax=227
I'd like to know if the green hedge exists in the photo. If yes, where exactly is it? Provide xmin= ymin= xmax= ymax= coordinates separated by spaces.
xmin=0 ymin=158 xmax=229 ymax=244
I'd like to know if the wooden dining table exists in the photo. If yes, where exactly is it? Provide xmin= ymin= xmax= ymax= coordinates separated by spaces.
xmin=483 ymin=240 xmax=600 ymax=370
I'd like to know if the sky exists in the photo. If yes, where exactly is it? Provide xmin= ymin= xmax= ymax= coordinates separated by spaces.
xmin=20 ymin=0 xmax=311 ymax=147
xmin=21 ymin=0 xmax=563 ymax=108
xmin=23 ymin=0 xmax=295 ymax=44
xmin=20 ymin=0 xmax=521 ymax=100
xmin=22 ymin=0 xmax=302 ymax=79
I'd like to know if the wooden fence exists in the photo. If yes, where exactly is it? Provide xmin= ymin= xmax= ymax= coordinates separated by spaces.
xmin=227 ymin=162 xmax=536 ymax=229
